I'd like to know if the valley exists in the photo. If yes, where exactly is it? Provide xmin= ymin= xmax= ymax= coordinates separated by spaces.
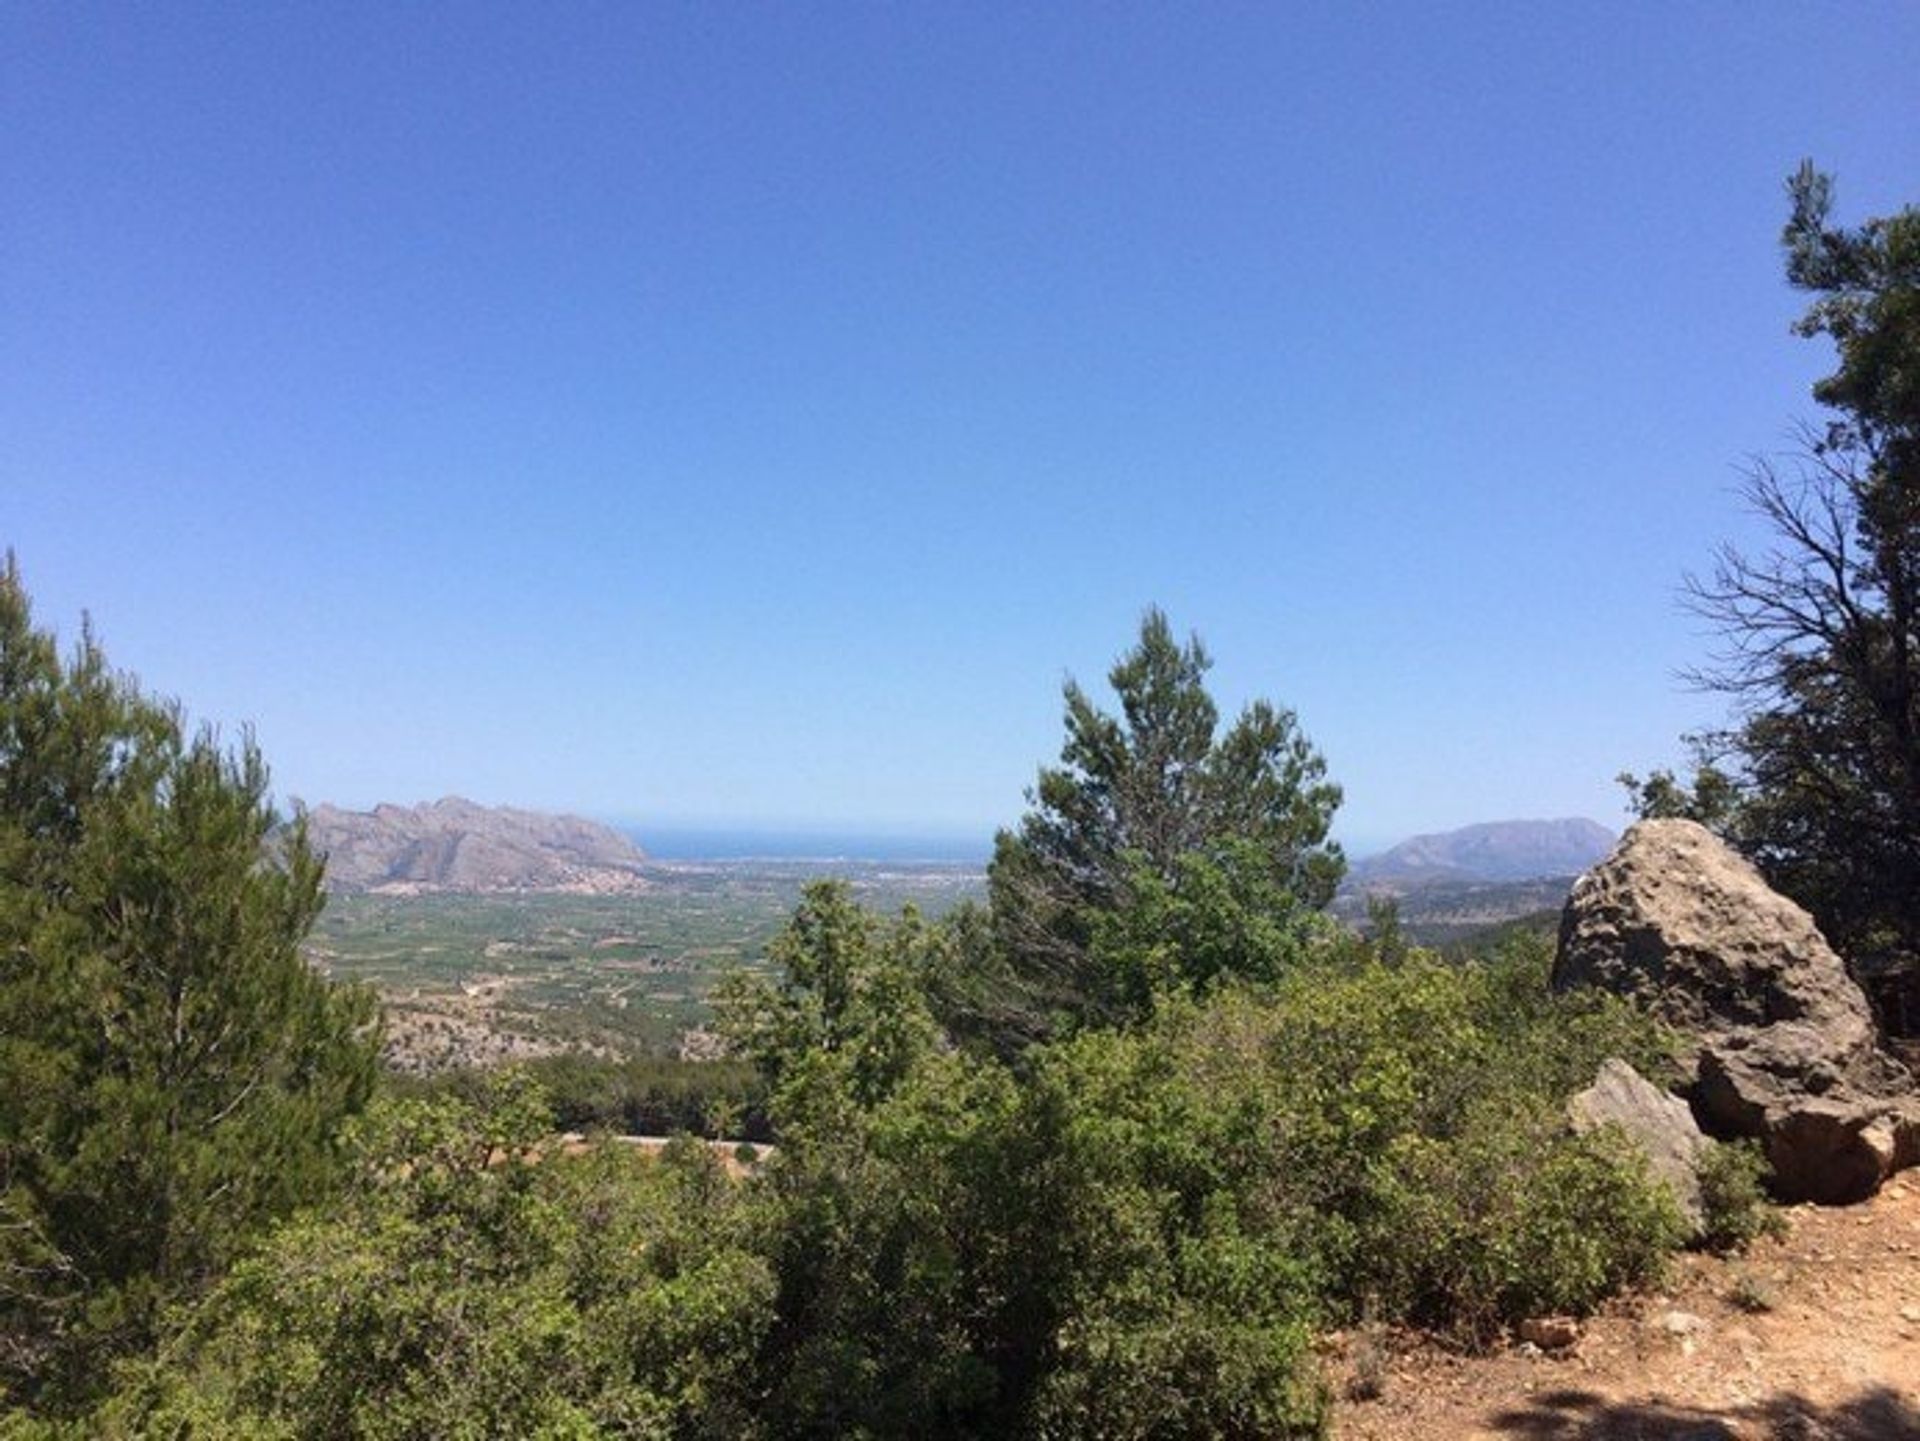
xmin=307 ymin=857 xmax=985 ymax=1071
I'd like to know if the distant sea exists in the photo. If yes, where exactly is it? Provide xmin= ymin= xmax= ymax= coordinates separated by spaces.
xmin=623 ymin=826 xmax=992 ymax=864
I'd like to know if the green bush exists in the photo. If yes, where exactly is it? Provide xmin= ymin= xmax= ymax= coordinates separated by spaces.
xmin=1366 ymin=1116 xmax=1680 ymax=1338
xmin=1037 ymin=942 xmax=1682 ymax=1346
xmin=1032 ymin=1191 xmax=1329 ymax=1440
xmin=95 ymin=1073 xmax=774 ymax=1440
xmin=1697 ymin=1139 xmax=1788 ymax=1253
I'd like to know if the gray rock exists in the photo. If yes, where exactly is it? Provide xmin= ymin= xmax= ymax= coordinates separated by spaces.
xmin=1554 ymin=820 xmax=1920 ymax=1204
xmin=1553 ymin=820 xmax=1874 ymax=1041
xmin=1568 ymin=1059 xmax=1709 ymax=1233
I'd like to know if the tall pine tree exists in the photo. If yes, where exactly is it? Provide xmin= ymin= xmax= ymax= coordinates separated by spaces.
xmin=0 ymin=558 xmax=380 ymax=1414
xmin=981 ymin=609 xmax=1343 ymax=1043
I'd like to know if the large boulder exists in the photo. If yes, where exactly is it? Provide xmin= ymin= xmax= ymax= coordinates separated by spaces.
xmin=1554 ymin=819 xmax=1920 ymax=1203
xmin=1568 ymin=1058 xmax=1710 ymax=1234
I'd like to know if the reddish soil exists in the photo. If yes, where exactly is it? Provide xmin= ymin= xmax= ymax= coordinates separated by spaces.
xmin=1331 ymin=1176 xmax=1920 ymax=1439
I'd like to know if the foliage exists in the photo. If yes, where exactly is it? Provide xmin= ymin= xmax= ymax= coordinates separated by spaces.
xmin=1674 ymin=167 xmax=1920 ymax=976
xmin=392 ymin=1054 xmax=773 ymax=1144
xmin=1616 ymin=747 xmax=1743 ymax=831
xmin=1080 ymin=840 xmax=1341 ymax=1024
xmin=715 ymin=881 xmax=1067 ymax=1437
xmin=61 ymin=880 xmax=1697 ymax=1439
xmin=1696 ymin=1139 xmax=1788 ymax=1254
xmin=95 ymin=1072 xmax=774 ymax=1440
xmin=0 ymin=560 xmax=380 ymax=1414
xmin=717 ymin=920 xmax=1682 ymax=1436
xmin=705 ymin=857 xmax=1680 ymax=1431
xmin=713 ymin=880 xmax=941 ymax=1110
xmin=1036 ymin=936 xmax=1681 ymax=1352
xmin=984 ymin=609 xmax=1343 ymax=1043
xmin=748 ymin=1048 xmax=1065 ymax=1439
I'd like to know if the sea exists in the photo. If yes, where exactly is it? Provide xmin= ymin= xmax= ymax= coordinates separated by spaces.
xmin=620 ymin=826 xmax=992 ymax=865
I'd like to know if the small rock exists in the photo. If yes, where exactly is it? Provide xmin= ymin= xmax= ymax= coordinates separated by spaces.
xmin=1659 ymin=1309 xmax=1707 ymax=1337
xmin=1518 ymin=1316 xmax=1581 ymax=1350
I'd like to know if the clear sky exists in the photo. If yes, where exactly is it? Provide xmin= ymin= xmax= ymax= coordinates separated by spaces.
xmin=5 ymin=6 xmax=1917 ymax=854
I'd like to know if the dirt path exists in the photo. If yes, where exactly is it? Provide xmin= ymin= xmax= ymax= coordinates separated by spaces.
xmin=1331 ymin=1176 xmax=1920 ymax=1439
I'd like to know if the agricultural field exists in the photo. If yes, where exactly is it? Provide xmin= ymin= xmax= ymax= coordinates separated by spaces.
xmin=305 ymin=859 xmax=984 ymax=1072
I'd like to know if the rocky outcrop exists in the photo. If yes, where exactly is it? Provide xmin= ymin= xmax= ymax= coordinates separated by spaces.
xmin=307 ymin=797 xmax=650 ymax=894
xmin=1568 ymin=1059 xmax=1710 ymax=1233
xmin=1553 ymin=819 xmax=1920 ymax=1203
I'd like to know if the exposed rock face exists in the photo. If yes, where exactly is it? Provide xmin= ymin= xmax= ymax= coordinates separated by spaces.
xmin=1568 ymin=1058 xmax=1710 ymax=1234
xmin=1553 ymin=819 xmax=1920 ymax=1203
xmin=307 ymin=797 xmax=650 ymax=894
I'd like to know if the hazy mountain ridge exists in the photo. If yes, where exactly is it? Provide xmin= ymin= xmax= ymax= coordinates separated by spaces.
xmin=1332 ymin=817 xmax=1617 ymax=943
xmin=306 ymin=797 xmax=650 ymax=894
xmin=1344 ymin=816 xmax=1615 ymax=891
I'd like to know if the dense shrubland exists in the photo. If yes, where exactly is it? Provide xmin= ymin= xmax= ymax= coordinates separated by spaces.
xmin=1 ymin=578 xmax=1715 ymax=1439
xmin=12 ymin=887 xmax=1698 ymax=1439
xmin=91 ymin=1074 xmax=774 ymax=1440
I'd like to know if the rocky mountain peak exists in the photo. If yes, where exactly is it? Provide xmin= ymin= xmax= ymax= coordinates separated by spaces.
xmin=305 ymin=797 xmax=649 ymax=895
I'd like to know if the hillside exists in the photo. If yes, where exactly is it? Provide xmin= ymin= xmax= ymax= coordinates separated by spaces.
xmin=1346 ymin=817 xmax=1615 ymax=890
xmin=306 ymin=797 xmax=650 ymax=894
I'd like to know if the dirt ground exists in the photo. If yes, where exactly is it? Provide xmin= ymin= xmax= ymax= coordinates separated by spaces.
xmin=1330 ymin=1175 xmax=1920 ymax=1439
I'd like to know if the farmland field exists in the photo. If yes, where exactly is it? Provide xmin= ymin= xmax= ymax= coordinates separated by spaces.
xmin=306 ymin=860 xmax=984 ymax=1071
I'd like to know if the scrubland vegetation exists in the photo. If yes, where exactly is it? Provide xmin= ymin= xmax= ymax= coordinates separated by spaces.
xmin=2 ymin=169 xmax=1911 ymax=1435
xmin=0 ymin=573 xmax=1743 ymax=1440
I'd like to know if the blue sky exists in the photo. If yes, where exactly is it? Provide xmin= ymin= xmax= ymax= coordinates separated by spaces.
xmin=5 ymin=5 xmax=1917 ymax=854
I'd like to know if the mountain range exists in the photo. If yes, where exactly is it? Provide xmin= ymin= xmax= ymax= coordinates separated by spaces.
xmin=1331 ymin=817 xmax=1617 ymax=944
xmin=306 ymin=797 xmax=650 ymax=894
xmin=1344 ymin=817 xmax=1616 ymax=892
xmin=303 ymin=800 xmax=1618 ymax=913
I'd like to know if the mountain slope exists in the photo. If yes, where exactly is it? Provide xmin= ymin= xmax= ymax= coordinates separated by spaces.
xmin=1346 ymin=817 xmax=1615 ymax=890
xmin=306 ymin=797 xmax=649 ymax=894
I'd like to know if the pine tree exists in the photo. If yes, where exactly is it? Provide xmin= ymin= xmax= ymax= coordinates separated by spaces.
xmin=982 ymin=609 xmax=1342 ymax=1042
xmin=0 ymin=558 xmax=380 ymax=1413
xmin=1680 ymin=168 xmax=1920 ymax=1013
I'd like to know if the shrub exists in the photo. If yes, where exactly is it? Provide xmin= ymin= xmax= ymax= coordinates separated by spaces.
xmin=1365 ymin=1117 xmax=1680 ymax=1339
xmin=95 ymin=1072 xmax=774 ymax=1439
xmin=1037 ymin=945 xmax=1684 ymax=1348
xmin=395 ymin=1053 xmax=773 ymax=1142
xmin=1697 ymin=1139 xmax=1788 ymax=1253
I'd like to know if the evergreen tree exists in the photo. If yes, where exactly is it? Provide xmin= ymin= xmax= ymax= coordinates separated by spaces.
xmin=1680 ymin=168 xmax=1920 ymax=993
xmin=712 ymin=879 xmax=939 ymax=1110
xmin=0 ymin=559 xmax=380 ymax=1413
xmin=983 ymin=609 xmax=1342 ymax=1041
